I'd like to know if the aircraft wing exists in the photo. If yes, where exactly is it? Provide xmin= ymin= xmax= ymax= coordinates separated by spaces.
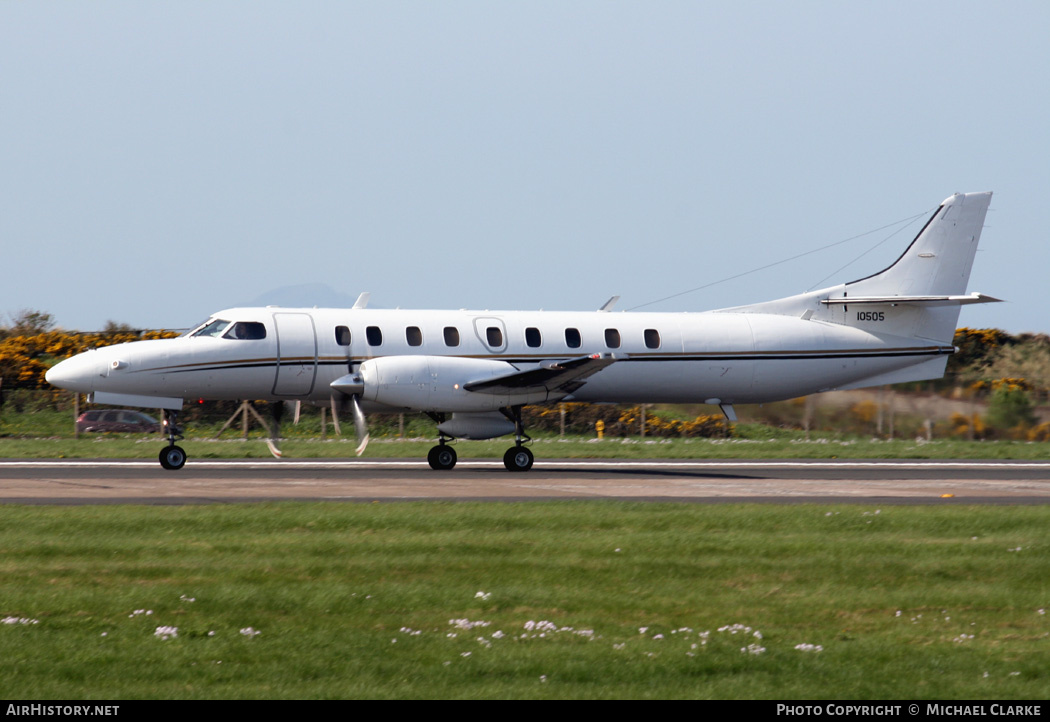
xmin=463 ymin=353 xmax=618 ymax=395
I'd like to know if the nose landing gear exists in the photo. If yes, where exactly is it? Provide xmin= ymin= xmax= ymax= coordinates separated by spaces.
xmin=158 ymin=409 xmax=187 ymax=471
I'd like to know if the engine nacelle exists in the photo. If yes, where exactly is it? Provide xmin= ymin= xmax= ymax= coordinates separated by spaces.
xmin=359 ymin=355 xmax=549 ymax=412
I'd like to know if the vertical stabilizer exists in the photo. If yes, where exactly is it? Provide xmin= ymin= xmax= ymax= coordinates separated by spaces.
xmin=845 ymin=191 xmax=991 ymax=298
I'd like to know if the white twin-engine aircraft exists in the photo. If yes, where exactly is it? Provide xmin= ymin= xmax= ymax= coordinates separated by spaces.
xmin=47 ymin=192 xmax=998 ymax=472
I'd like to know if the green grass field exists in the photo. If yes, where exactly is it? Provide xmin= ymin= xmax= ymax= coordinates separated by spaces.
xmin=3 ymin=433 xmax=1050 ymax=461
xmin=1 ymin=502 xmax=1047 ymax=699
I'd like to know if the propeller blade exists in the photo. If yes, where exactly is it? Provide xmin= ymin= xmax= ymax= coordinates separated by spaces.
xmin=350 ymin=395 xmax=370 ymax=456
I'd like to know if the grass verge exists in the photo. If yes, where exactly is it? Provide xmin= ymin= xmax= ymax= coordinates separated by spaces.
xmin=0 ymin=502 xmax=1047 ymax=699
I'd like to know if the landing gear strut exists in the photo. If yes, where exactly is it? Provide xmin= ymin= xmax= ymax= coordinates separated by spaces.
xmin=159 ymin=409 xmax=187 ymax=471
xmin=502 ymin=406 xmax=534 ymax=472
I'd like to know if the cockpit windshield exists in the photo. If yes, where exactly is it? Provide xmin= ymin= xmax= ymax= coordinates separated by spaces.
xmin=191 ymin=319 xmax=233 ymax=338
xmin=187 ymin=319 xmax=267 ymax=340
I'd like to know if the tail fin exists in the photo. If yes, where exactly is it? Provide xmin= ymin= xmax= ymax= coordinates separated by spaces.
xmin=828 ymin=191 xmax=995 ymax=343
xmin=724 ymin=192 xmax=997 ymax=345
xmin=845 ymin=191 xmax=992 ymax=298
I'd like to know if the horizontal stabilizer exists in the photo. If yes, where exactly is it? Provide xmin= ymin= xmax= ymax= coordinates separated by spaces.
xmin=464 ymin=353 xmax=617 ymax=395
xmin=820 ymin=292 xmax=1003 ymax=307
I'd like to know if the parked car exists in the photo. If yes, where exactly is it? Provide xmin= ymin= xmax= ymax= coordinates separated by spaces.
xmin=76 ymin=409 xmax=161 ymax=434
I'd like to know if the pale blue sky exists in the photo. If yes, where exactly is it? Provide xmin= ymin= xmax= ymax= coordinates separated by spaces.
xmin=3 ymin=1 xmax=1047 ymax=332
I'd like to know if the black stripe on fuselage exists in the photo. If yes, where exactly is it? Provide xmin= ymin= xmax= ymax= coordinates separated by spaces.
xmin=131 ymin=346 xmax=952 ymax=376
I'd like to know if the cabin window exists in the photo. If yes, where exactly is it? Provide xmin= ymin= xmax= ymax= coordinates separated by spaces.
xmin=565 ymin=328 xmax=581 ymax=349
xmin=443 ymin=326 xmax=460 ymax=347
xmin=192 ymin=319 xmax=232 ymax=338
xmin=525 ymin=327 xmax=542 ymax=348
xmin=406 ymin=326 xmax=423 ymax=346
xmin=644 ymin=329 xmax=661 ymax=349
xmin=224 ymin=322 xmax=267 ymax=340
xmin=604 ymin=328 xmax=621 ymax=349
xmin=486 ymin=326 xmax=503 ymax=347
xmin=335 ymin=326 xmax=351 ymax=346
xmin=366 ymin=326 xmax=383 ymax=346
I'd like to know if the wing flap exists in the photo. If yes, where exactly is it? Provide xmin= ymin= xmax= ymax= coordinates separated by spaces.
xmin=463 ymin=353 xmax=618 ymax=395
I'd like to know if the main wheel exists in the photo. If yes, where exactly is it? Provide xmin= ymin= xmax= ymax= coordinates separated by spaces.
xmin=159 ymin=445 xmax=187 ymax=471
xmin=503 ymin=446 xmax=534 ymax=472
xmin=427 ymin=445 xmax=457 ymax=471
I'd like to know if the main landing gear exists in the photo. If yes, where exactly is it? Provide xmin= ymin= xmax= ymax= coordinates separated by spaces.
xmin=158 ymin=409 xmax=187 ymax=471
xmin=424 ymin=406 xmax=535 ymax=472
xmin=502 ymin=406 xmax=533 ymax=472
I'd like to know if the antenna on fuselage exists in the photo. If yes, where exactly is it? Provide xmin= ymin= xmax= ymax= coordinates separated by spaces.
xmin=353 ymin=292 xmax=371 ymax=309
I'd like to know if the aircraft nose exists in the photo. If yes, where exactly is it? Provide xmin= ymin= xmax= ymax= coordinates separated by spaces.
xmin=45 ymin=353 xmax=100 ymax=393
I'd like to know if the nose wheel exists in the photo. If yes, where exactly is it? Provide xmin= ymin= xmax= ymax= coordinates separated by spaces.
xmin=159 ymin=409 xmax=187 ymax=471
xmin=427 ymin=442 xmax=457 ymax=471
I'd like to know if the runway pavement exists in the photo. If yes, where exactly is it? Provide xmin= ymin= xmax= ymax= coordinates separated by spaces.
xmin=1 ymin=458 xmax=1048 ymax=504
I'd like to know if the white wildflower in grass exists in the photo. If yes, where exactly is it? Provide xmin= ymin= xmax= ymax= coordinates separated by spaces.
xmin=1039 ymin=609 xmax=1046 ymax=616
xmin=179 ymin=595 xmax=196 ymax=603
xmin=2 ymin=616 xmax=39 ymax=625
xmin=539 ymin=675 xmax=547 ymax=683
xmin=450 ymin=619 xmax=491 ymax=631
xmin=154 ymin=626 xmax=178 ymax=640
xmin=492 ymin=630 xmax=504 ymax=639
xmin=953 ymin=634 xmax=975 ymax=643
xmin=653 ymin=634 xmax=664 ymax=640
xmin=460 ymin=651 xmax=471 ymax=658
xmin=523 ymin=620 xmax=557 ymax=634
xmin=741 ymin=643 xmax=766 ymax=655
xmin=474 ymin=591 xmax=491 ymax=601
xmin=794 ymin=643 xmax=823 ymax=652
xmin=638 ymin=626 xmax=648 ymax=634
xmin=399 ymin=627 xmax=422 ymax=636
xmin=718 ymin=624 xmax=753 ymax=635
xmin=613 ymin=643 xmax=625 ymax=650
xmin=239 ymin=627 xmax=261 ymax=638
xmin=129 ymin=609 xmax=153 ymax=618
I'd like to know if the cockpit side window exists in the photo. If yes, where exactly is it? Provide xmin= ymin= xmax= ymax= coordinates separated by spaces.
xmin=192 ymin=319 xmax=233 ymax=338
xmin=223 ymin=322 xmax=267 ymax=340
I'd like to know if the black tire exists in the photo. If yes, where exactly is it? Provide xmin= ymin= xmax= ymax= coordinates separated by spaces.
xmin=503 ymin=446 xmax=534 ymax=472
xmin=427 ymin=445 xmax=457 ymax=471
xmin=159 ymin=445 xmax=187 ymax=471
